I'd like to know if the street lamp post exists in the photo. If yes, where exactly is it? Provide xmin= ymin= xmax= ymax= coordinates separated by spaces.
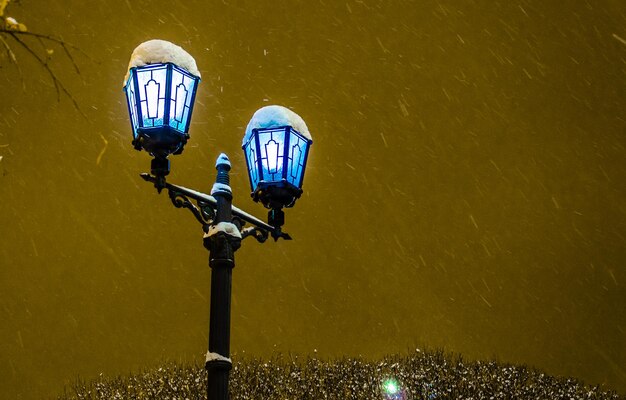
xmin=123 ymin=40 xmax=312 ymax=400
xmin=204 ymin=154 xmax=239 ymax=400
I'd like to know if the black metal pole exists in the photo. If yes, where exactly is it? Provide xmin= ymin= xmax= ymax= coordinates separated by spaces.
xmin=203 ymin=154 xmax=240 ymax=400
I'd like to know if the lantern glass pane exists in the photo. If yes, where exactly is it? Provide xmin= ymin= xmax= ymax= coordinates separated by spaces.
xmin=258 ymin=128 xmax=286 ymax=182
xmin=135 ymin=64 xmax=168 ymax=128
xmin=168 ymin=67 xmax=197 ymax=133
xmin=243 ymin=140 xmax=260 ymax=191
xmin=286 ymin=129 xmax=309 ymax=188
xmin=125 ymin=73 xmax=139 ymax=138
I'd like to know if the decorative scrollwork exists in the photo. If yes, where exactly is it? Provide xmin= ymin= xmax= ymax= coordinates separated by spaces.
xmin=169 ymin=190 xmax=214 ymax=231
xmin=198 ymin=200 xmax=216 ymax=223
xmin=141 ymin=172 xmax=290 ymax=241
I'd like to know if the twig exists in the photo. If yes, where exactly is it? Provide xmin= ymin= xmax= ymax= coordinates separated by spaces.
xmin=0 ymin=33 xmax=25 ymax=89
xmin=61 ymin=42 xmax=80 ymax=75
xmin=0 ymin=34 xmax=16 ymax=62
xmin=0 ymin=29 xmax=92 ymax=60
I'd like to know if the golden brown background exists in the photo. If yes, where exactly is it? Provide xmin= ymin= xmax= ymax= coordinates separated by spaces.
xmin=0 ymin=0 xmax=624 ymax=398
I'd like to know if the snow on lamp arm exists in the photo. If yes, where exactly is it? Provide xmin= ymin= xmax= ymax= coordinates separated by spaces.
xmin=242 ymin=105 xmax=313 ymax=211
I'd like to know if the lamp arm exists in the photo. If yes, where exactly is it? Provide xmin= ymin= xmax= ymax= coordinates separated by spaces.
xmin=139 ymin=173 xmax=289 ymax=240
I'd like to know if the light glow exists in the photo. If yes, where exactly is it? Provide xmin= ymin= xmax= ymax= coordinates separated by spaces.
xmin=266 ymin=139 xmax=279 ymax=173
xmin=382 ymin=377 xmax=408 ymax=400
xmin=383 ymin=379 xmax=399 ymax=395
xmin=145 ymin=78 xmax=160 ymax=119
xmin=174 ymin=83 xmax=188 ymax=122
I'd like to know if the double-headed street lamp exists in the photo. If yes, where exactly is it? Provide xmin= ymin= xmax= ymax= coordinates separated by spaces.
xmin=122 ymin=40 xmax=312 ymax=400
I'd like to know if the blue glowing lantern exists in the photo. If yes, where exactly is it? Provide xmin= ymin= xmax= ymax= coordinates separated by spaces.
xmin=124 ymin=61 xmax=200 ymax=157
xmin=242 ymin=106 xmax=312 ymax=209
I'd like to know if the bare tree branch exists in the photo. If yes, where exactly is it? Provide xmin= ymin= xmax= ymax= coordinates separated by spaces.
xmin=7 ymin=31 xmax=60 ymax=100
xmin=7 ymin=31 xmax=85 ymax=117
xmin=0 ymin=1 xmax=91 ymax=116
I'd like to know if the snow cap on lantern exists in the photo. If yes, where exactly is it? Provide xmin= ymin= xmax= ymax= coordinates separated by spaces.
xmin=123 ymin=39 xmax=201 ymax=157
xmin=242 ymin=105 xmax=313 ymax=209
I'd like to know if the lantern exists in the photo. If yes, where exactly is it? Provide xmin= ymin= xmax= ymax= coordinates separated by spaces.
xmin=242 ymin=106 xmax=312 ymax=209
xmin=123 ymin=40 xmax=201 ymax=158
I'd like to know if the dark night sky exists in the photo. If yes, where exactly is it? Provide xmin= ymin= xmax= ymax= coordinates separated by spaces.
xmin=0 ymin=1 xmax=625 ymax=398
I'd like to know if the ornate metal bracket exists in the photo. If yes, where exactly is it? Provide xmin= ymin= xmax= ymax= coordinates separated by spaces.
xmin=140 ymin=173 xmax=290 ymax=242
xmin=169 ymin=190 xmax=215 ymax=233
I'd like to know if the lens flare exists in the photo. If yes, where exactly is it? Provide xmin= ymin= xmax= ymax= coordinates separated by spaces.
xmin=382 ymin=377 xmax=407 ymax=400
